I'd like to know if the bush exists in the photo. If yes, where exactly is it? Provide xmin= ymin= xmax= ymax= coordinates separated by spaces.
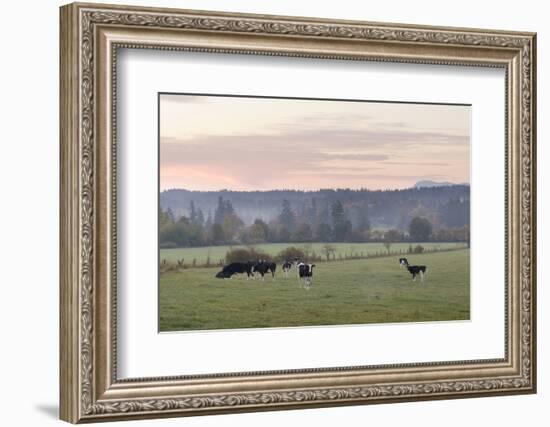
xmin=413 ymin=244 xmax=425 ymax=254
xmin=225 ymin=247 xmax=273 ymax=264
xmin=159 ymin=260 xmax=181 ymax=274
xmin=276 ymin=246 xmax=307 ymax=263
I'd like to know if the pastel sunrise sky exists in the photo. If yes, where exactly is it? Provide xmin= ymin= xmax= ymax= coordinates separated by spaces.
xmin=160 ymin=94 xmax=470 ymax=191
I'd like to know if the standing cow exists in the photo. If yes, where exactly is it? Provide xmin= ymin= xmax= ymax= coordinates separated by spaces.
xmin=297 ymin=262 xmax=315 ymax=289
xmin=252 ymin=260 xmax=277 ymax=281
xmin=282 ymin=260 xmax=293 ymax=279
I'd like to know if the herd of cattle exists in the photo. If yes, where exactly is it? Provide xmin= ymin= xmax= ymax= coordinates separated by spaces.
xmin=215 ymin=258 xmax=316 ymax=288
xmin=214 ymin=257 xmax=427 ymax=288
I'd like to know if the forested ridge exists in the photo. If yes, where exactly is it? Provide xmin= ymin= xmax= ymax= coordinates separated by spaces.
xmin=160 ymin=185 xmax=470 ymax=248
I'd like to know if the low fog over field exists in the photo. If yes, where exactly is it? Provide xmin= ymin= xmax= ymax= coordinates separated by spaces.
xmin=159 ymin=183 xmax=469 ymax=248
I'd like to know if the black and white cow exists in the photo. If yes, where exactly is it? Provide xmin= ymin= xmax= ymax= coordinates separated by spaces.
xmin=252 ymin=260 xmax=277 ymax=281
xmin=282 ymin=260 xmax=293 ymax=279
xmin=215 ymin=262 xmax=254 ymax=279
xmin=297 ymin=263 xmax=315 ymax=289
xmin=399 ymin=257 xmax=427 ymax=282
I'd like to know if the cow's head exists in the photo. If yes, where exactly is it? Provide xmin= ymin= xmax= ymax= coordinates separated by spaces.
xmin=215 ymin=270 xmax=231 ymax=279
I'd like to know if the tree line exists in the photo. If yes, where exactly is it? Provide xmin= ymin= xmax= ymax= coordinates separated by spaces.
xmin=160 ymin=186 xmax=470 ymax=230
xmin=160 ymin=196 xmax=469 ymax=248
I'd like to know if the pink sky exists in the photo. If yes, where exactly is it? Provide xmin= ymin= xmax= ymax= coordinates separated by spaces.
xmin=160 ymin=94 xmax=470 ymax=191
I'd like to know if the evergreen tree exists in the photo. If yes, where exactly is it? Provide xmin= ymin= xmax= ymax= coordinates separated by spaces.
xmin=317 ymin=205 xmax=331 ymax=225
xmin=205 ymin=210 xmax=213 ymax=228
xmin=214 ymin=196 xmax=225 ymax=224
xmin=166 ymin=207 xmax=175 ymax=222
xmin=306 ymin=198 xmax=318 ymax=226
xmin=331 ymin=200 xmax=351 ymax=241
xmin=214 ymin=196 xmax=236 ymax=225
xmin=189 ymin=200 xmax=197 ymax=224
xmin=223 ymin=199 xmax=235 ymax=216
xmin=315 ymin=223 xmax=332 ymax=242
xmin=278 ymin=199 xmax=296 ymax=232
xmin=196 ymin=208 xmax=205 ymax=226
xmin=331 ymin=200 xmax=346 ymax=228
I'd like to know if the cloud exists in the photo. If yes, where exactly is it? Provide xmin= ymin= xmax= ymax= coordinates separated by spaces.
xmin=160 ymin=126 xmax=468 ymax=191
xmin=159 ymin=97 xmax=470 ymax=190
xmin=324 ymin=153 xmax=389 ymax=161
xmin=162 ymin=125 xmax=468 ymax=152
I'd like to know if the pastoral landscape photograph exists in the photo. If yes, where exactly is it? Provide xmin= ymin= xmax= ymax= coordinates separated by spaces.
xmin=158 ymin=93 xmax=471 ymax=332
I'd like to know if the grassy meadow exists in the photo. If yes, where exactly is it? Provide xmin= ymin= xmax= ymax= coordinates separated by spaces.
xmin=160 ymin=242 xmax=467 ymax=266
xmin=159 ymin=247 xmax=470 ymax=332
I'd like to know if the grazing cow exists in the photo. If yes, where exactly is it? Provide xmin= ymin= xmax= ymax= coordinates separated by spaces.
xmin=282 ymin=260 xmax=293 ymax=279
xmin=399 ymin=257 xmax=427 ymax=282
xmin=297 ymin=263 xmax=315 ymax=289
xmin=215 ymin=262 xmax=254 ymax=279
xmin=252 ymin=260 xmax=277 ymax=281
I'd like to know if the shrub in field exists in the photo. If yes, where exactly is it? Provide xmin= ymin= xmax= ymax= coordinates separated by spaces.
xmin=159 ymin=260 xmax=182 ymax=274
xmin=413 ymin=244 xmax=425 ymax=254
xmin=276 ymin=246 xmax=307 ymax=262
xmin=225 ymin=247 xmax=273 ymax=264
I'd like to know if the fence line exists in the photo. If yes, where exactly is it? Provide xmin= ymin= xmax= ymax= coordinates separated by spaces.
xmin=159 ymin=245 xmax=468 ymax=274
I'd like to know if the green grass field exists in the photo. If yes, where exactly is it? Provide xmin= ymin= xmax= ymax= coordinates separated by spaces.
xmin=159 ymin=248 xmax=470 ymax=331
xmin=160 ymin=242 xmax=467 ymax=265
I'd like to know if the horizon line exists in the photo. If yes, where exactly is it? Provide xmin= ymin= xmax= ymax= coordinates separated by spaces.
xmin=160 ymin=183 xmax=471 ymax=193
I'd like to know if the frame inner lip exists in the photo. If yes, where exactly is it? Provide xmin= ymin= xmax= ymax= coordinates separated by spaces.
xmin=110 ymin=43 xmax=510 ymax=383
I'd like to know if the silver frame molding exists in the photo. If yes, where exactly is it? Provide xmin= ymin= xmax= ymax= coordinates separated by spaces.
xmin=60 ymin=2 xmax=537 ymax=423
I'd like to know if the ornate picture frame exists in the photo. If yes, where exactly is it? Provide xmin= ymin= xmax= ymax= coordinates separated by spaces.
xmin=60 ymin=2 xmax=536 ymax=423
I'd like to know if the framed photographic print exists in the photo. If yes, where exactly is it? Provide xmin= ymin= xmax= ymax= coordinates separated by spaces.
xmin=60 ymin=2 xmax=537 ymax=423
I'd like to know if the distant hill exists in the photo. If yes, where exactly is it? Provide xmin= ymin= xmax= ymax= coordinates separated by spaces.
xmin=414 ymin=180 xmax=463 ymax=189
